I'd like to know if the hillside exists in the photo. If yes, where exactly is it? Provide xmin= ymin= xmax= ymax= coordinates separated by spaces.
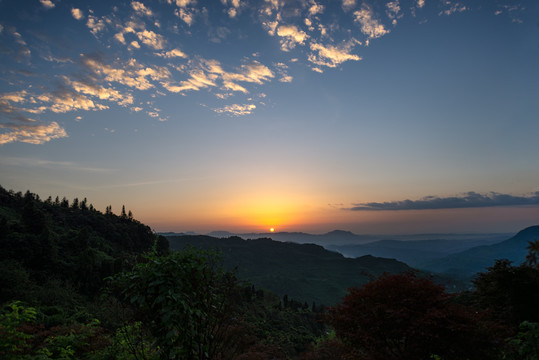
xmin=167 ymin=235 xmax=412 ymax=305
xmin=327 ymin=235 xmax=508 ymax=267
xmin=0 ymin=186 xmax=166 ymax=322
xmin=419 ymin=225 xmax=539 ymax=276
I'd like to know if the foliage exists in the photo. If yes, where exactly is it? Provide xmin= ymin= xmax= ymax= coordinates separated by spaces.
xmin=109 ymin=248 xmax=242 ymax=359
xmin=0 ymin=301 xmax=37 ymax=357
xmin=472 ymin=259 xmax=539 ymax=327
xmin=327 ymin=272 xmax=504 ymax=360
xmin=506 ymin=321 xmax=539 ymax=360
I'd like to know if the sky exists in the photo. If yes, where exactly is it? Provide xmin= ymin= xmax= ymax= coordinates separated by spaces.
xmin=0 ymin=0 xmax=538 ymax=235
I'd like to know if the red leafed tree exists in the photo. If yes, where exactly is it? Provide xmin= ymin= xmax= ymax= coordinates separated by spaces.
xmin=327 ymin=272 xmax=504 ymax=360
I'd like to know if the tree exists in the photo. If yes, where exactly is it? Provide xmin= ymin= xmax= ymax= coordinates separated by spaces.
xmin=473 ymin=259 xmax=539 ymax=327
xmin=328 ymin=272 xmax=503 ymax=360
xmin=110 ymin=248 xmax=241 ymax=360
xmin=526 ymin=240 xmax=539 ymax=268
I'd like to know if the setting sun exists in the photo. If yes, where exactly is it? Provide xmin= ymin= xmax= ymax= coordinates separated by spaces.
xmin=270 ymin=228 xmax=275 ymax=232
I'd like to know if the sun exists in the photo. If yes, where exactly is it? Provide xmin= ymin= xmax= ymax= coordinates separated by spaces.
xmin=270 ymin=227 xmax=275 ymax=232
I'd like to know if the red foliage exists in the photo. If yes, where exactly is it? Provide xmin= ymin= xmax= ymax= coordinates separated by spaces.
xmin=328 ymin=272 xmax=504 ymax=360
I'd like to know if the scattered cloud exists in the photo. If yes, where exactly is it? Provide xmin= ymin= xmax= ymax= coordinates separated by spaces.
xmin=214 ymin=103 xmax=256 ymax=116
xmin=353 ymin=3 xmax=390 ymax=41
xmin=81 ymin=55 xmax=171 ymax=91
xmin=439 ymin=1 xmax=467 ymax=16
xmin=156 ymin=48 xmax=188 ymax=58
xmin=71 ymin=8 xmax=84 ymax=20
xmin=347 ymin=192 xmax=539 ymax=211
xmin=279 ymin=75 xmax=293 ymax=83
xmin=0 ymin=121 xmax=67 ymax=145
xmin=342 ymin=0 xmax=356 ymax=12
xmin=386 ymin=1 xmax=403 ymax=25
xmin=276 ymin=25 xmax=308 ymax=51
xmin=86 ymin=15 xmax=106 ymax=35
xmin=132 ymin=1 xmax=153 ymax=17
xmin=308 ymin=40 xmax=361 ymax=69
xmin=40 ymin=0 xmax=55 ymax=9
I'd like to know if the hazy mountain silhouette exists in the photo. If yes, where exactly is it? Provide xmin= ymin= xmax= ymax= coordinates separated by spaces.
xmin=419 ymin=225 xmax=539 ymax=276
xmin=327 ymin=235 xmax=508 ymax=267
xmin=166 ymin=235 xmax=411 ymax=305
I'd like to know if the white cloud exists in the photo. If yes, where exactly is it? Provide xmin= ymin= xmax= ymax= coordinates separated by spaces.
xmin=276 ymin=25 xmax=308 ymax=51
xmin=342 ymin=0 xmax=356 ymax=11
xmin=214 ymin=103 xmax=256 ymax=116
xmin=439 ymin=1 xmax=466 ymax=16
xmin=136 ymin=29 xmax=166 ymax=50
xmin=0 ymin=121 xmax=67 ymax=145
xmin=162 ymin=69 xmax=218 ymax=93
xmin=308 ymin=40 xmax=361 ymax=68
xmin=129 ymin=41 xmax=141 ymax=49
xmin=156 ymin=48 xmax=188 ymax=58
xmin=87 ymin=15 xmax=106 ymax=35
xmin=386 ymin=1 xmax=402 ymax=24
xmin=263 ymin=21 xmax=279 ymax=36
xmin=279 ymin=75 xmax=293 ymax=83
xmin=417 ymin=0 xmax=425 ymax=8
xmin=81 ymin=56 xmax=171 ymax=91
xmin=40 ymin=0 xmax=55 ymax=9
xmin=66 ymin=77 xmax=134 ymax=107
xmin=223 ymin=81 xmax=248 ymax=93
xmin=132 ymin=1 xmax=153 ymax=17
xmin=353 ymin=4 xmax=390 ymax=40
xmin=308 ymin=2 xmax=324 ymax=16
xmin=0 ymin=90 xmax=28 ymax=103
xmin=71 ymin=8 xmax=84 ymax=20
xmin=222 ymin=0 xmax=242 ymax=18
xmin=223 ymin=62 xmax=275 ymax=85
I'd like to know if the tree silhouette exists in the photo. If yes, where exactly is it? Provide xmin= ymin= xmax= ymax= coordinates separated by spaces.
xmin=526 ymin=240 xmax=539 ymax=268
xmin=329 ymin=272 xmax=503 ymax=359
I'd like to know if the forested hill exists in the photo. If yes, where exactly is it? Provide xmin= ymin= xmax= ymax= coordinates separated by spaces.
xmin=167 ymin=234 xmax=412 ymax=305
xmin=0 ymin=185 xmax=167 ymax=314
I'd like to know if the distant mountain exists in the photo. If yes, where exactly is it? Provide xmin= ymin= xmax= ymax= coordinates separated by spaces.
xmin=166 ymin=235 xmax=411 ymax=305
xmin=327 ymin=235 xmax=508 ymax=267
xmin=420 ymin=226 xmax=539 ymax=277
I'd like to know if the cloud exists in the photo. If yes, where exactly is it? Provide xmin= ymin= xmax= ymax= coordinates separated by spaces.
xmin=136 ymin=29 xmax=166 ymax=49
xmin=132 ymin=1 xmax=153 ymax=17
xmin=308 ymin=40 xmax=361 ymax=68
xmin=223 ymin=61 xmax=275 ymax=85
xmin=214 ymin=103 xmax=256 ymax=116
xmin=353 ymin=4 xmax=390 ymax=41
xmin=40 ymin=0 xmax=55 ymax=9
xmin=81 ymin=55 xmax=171 ymax=91
xmin=417 ymin=0 xmax=425 ymax=8
xmin=276 ymin=25 xmax=308 ymax=51
xmin=222 ymin=0 xmax=243 ymax=18
xmin=168 ymin=0 xmax=198 ymax=25
xmin=308 ymin=2 xmax=324 ymax=16
xmin=71 ymin=8 xmax=84 ymax=20
xmin=347 ymin=192 xmax=539 ymax=211
xmin=0 ymin=121 xmax=67 ymax=145
xmin=87 ymin=15 xmax=106 ymax=35
xmin=279 ymin=75 xmax=293 ymax=83
xmin=386 ymin=1 xmax=402 ymax=25
xmin=156 ymin=48 xmax=188 ymax=58
xmin=342 ymin=0 xmax=356 ymax=11
xmin=439 ymin=1 xmax=467 ymax=16
xmin=65 ymin=77 xmax=134 ymax=107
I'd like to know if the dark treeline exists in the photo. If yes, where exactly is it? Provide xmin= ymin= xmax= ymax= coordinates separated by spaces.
xmin=1 ymin=186 xmax=538 ymax=359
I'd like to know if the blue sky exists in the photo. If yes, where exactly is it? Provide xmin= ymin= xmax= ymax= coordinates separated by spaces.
xmin=1 ymin=0 xmax=538 ymax=234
